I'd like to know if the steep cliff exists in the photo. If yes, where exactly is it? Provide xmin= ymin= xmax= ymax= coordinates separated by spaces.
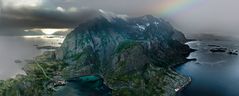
xmin=56 ymin=15 xmax=191 ymax=95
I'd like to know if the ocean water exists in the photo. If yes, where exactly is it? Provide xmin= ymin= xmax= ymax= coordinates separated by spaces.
xmin=0 ymin=35 xmax=64 ymax=80
xmin=176 ymin=40 xmax=239 ymax=96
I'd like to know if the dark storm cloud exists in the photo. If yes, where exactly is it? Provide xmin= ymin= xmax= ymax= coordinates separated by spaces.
xmin=0 ymin=0 xmax=107 ymax=35
xmin=0 ymin=0 xmax=152 ymax=30
xmin=0 ymin=0 xmax=140 ymax=35
xmin=0 ymin=7 xmax=101 ymax=29
xmin=43 ymin=0 xmax=153 ymax=14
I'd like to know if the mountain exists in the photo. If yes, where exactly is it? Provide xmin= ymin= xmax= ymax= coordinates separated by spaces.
xmin=0 ymin=13 xmax=191 ymax=95
xmin=55 ymin=15 xmax=192 ymax=95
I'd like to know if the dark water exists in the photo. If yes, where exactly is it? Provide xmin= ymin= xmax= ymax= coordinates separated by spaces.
xmin=176 ymin=41 xmax=239 ymax=96
xmin=0 ymin=35 xmax=64 ymax=80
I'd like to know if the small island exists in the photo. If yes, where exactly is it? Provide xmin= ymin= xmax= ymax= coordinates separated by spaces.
xmin=210 ymin=47 xmax=227 ymax=53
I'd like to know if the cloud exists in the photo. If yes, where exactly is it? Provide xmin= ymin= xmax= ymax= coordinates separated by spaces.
xmin=2 ymin=0 xmax=42 ymax=7
xmin=68 ymin=7 xmax=78 ymax=12
xmin=56 ymin=7 xmax=65 ymax=12
xmin=0 ymin=0 xmax=3 ymax=14
xmin=0 ymin=0 xmax=163 ymax=31
xmin=0 ymin=3 xmax=128 ymax=35
xmin=0 ymin=7 xmax=102 ymax=29
xmin=0 ymin=2 xmax=103 ymax=35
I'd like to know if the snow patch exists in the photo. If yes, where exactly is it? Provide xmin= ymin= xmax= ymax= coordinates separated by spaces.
xmin=137 ymin=24 xmax=146 ymax=31
xmin=57 ymin=6 xmax=65 ymax=12
xmin=154 ymin=22 xmax=159 ymax=25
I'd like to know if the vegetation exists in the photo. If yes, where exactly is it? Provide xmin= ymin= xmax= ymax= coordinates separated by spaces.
xmin=115 ymin=41 xmax=139 ymax=53
xmin=0 ymin=53 xmax=67 ymax=96
xmin=106 ymin=64 xmax=168 ymax=96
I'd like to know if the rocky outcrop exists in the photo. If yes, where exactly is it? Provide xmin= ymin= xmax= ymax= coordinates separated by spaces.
xmin=56 ymin=15 xmax=191 ymax=95
xmin=172 ymin=30 xmax=187 ymax=44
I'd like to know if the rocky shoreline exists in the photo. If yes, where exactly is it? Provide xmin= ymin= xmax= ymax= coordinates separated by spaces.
xmin=168 ymin=44 xmax=198 ymax=95
xmin=170 ymin=61 xmax=192 ymax=95
xmin=169 ymin=58 xmax=195 ymax=95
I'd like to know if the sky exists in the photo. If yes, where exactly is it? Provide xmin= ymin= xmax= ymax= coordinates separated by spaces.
xmin=0 ymin=0 xmax=239 ymax=37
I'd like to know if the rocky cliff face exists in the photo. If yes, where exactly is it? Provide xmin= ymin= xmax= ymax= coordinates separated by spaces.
xmin=57 ymin=15 xmax=191 ymax=95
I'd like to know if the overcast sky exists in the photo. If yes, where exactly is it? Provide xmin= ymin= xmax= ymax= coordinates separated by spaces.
xmin=0 ymin=0 xmax=239 ymax=37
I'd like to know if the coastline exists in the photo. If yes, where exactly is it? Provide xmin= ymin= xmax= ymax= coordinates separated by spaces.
xmin=0 ymin=46 xmax=194 ymax=96
xmin=168 ymin=43 xmax=197 ymax=95
xmin=168 ymin=60 xmax=192 ymax=95
xmin=166 ymin=39 xmax=197 ymax=95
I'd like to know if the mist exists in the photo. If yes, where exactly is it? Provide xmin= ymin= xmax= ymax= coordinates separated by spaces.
xmin=168 ymin=0 xmax=239 ymax=39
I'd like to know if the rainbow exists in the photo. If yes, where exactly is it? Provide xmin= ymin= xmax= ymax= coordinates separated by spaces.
xmin=150 ymin=0 xmax=204 ymax=17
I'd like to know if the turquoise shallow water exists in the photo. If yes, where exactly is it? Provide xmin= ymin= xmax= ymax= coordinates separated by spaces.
xmin=54 ymin=75 xmax=112 ymax=96
xmin=176 ymin=40 xmax=239 ymax=96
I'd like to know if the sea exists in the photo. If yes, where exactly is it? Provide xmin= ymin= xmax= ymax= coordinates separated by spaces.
xmin=177 ymin=40 xmax=239 ymax=96
xmin=0 ymin=35 xmax=64 ymax=80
